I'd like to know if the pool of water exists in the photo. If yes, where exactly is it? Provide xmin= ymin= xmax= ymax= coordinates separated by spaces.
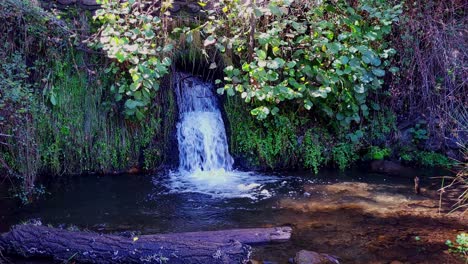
xmin=0 ymin=168 xmax=465 ymax=263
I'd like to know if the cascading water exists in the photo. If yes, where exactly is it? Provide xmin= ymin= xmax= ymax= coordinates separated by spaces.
xmin=175 ymin=73 xmax=234 ymax=173
xmin=157 ymin=72 xmax=276 ymax=199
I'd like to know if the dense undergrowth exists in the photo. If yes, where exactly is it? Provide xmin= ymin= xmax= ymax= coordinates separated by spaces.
xmin=0 ymin=0 xmax=466 ymax=205
xmin=0 ymin=0 xmax=175 ymax=202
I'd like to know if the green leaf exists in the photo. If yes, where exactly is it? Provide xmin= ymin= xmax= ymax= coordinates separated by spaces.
xmin=256 ymin=50 xmax=267 ymax=60
xmin=354 ymin=84 xmax=366 ymax=93
xmin=204 ymin=36 xmax=216 ymax=46
xmin=50 ymin=93 xmax=57 ymax=106
xmin=163 ymin=44 xmax=173 ymax=52
xmin=251 ymin=106 xmax=270 ymax=119
xmin=372 ymin=68 xmax=385 ymax=77
xmin=217 ymin=87 xmax=225 ymax=95
xmin=125 ymin=99 xmax=143 ymax=110
xmin=115 ymin=51 xmax=127 ymax=63
xmin=304 ymin=99 xmax=313 ymax=110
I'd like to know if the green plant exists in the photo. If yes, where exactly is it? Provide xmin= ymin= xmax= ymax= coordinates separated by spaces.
xmin=89 ymin=0 xmax=174 ymax=119
xmin=399 ymin=149 xmax=453 ymax=168
xmin=365 ymin=146 xmax=391 ymax=160
xmin=302 ymin=129 xmax=326 ymax=174
xmin=408 ymin=123 xmax=428 ymax=143
xmin=417 ymin=151 xmax=453 ymax=167
xmin=332 ymin=142 xmax=358 ymax=170
xmin=225 ymin=95 xmax=306 ymax=169
xmin=215 ymin=0 xmax=402 ymax=129
xmin=446 ymin=233 xmax=467 ymax=261
xmin=367 ymin=110 xmax=397 ymax=142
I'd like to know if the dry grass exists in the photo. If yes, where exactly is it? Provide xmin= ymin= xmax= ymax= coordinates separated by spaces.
xmin=390 ymin=0 xmax=467 ymax=149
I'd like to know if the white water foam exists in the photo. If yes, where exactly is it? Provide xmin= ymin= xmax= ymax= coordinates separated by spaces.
xmin=161 ymin=169 xmax=277 ymax=199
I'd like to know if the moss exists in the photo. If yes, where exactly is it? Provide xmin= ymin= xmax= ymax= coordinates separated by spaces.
xmin=33 ymin=47 xmax=167 ymax=175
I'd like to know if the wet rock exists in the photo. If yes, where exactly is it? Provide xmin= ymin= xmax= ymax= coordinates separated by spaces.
xmin=294 ymin=250 xmax=339 ymax=264
xmin=170 ymin=3 xmax=181 ymax=13
xmin=127 ymin=167 xmax=140 ymax=174
xmin=80 ymin=0 xmax=98 ymax=5
xmin=187 ymin=3 xmax=201 ymax=13
xmin=79 ymin=0 xmax=100 ymax=9
xmin=57 ymin=0 xmax=77 ymax=5
xmin=370 ymin=160 xmax=408 ymax=175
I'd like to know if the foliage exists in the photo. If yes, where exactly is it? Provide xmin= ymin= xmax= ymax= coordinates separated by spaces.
xmin=408 ymin=123 xmax=428 ymax=144
xmin=365 ymin=146 xmax=391 ymax=160
xmin=302 ymin=129 xmax=327 ymax=174
xmin=215 ymin=0 xmax=401 ymax=129
xmin=225 ymin=94 xmax=362 ymax=171
xmin=89 ymin=0 xmax=174 ymax=119
xmin=1 ymin=0 xmax=174 ymax=203
xmin=446 ymin=233 xmax=467 ymax=261
xmin=332 ymin=142 xmax=359 ymax=170
xmin=35 ymin=48 xmax=167 ymax=176
xmin=0 ymin=0 xmax=65 ymax=198
xmin=365 ymin=110 xmax=397 ymax=142
xmin=225 ymin=95 xmax=301 ymax=168
xmin=399 ymin=149 xmax=453 ymax=168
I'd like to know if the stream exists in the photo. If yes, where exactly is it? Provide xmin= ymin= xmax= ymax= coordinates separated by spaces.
xmin=0 ymin=169 xmax=466 ymax=263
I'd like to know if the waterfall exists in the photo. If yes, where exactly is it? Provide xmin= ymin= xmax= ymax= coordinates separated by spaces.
xmin=158 ymin=72 xmax=275 ymax=199
xmin=175 ymin=73 xmax=234 ymax=173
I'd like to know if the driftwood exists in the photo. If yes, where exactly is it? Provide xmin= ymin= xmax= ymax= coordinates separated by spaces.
xmin=0 ymin=225 xmax=292 ymax=263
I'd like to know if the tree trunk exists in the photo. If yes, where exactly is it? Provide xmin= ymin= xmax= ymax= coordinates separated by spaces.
xmin=0 ymin=225 xmax=251 ymax=263
xmin=0 ymin=225 xmax=292 ymax=263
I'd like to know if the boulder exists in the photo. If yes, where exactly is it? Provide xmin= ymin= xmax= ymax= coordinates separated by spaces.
xmin=294 ymin=250 xmax=339 ymax=264
xmin=370 ymin=160 xmax=409 ymax=175
xmin=187 ymin=3 xmax=201 ymax=13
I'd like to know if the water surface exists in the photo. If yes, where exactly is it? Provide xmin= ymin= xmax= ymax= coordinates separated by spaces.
xmin=0 ymin=169 xmax=465 ymax=263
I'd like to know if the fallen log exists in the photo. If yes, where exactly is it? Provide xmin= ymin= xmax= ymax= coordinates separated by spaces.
xmin=0 ymin=225 xmax=292 ymax=263
xmin=147 ymin=226 xmax=292 ymax=245
xmin=0 ymin=224 xmax=251 ymax=263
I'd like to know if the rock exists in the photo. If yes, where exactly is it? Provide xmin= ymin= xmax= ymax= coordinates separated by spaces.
xmin=390 ymin=261 xmax=404 ymax=264
xmin=127 ymin=167 xmax=140 ymax=174
xmin=187 ymin=3 xmax=201 ymax=13
xmin=170 ymin=3 xmax=181 ymax=13
xmin=370 ymin=160 xmax=410 ymax=175
xmin=294 ymin=250 xmax=339 ymax=264
xmin=425 ymin=136 xmax=442 ymax=152
xmin=79 ymin=0 xmax=100 ymax=9
xmin=57 ymin=0 xmax=77 ymax=5
xmin=80 ymin=0 xmax=98 ymax=5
